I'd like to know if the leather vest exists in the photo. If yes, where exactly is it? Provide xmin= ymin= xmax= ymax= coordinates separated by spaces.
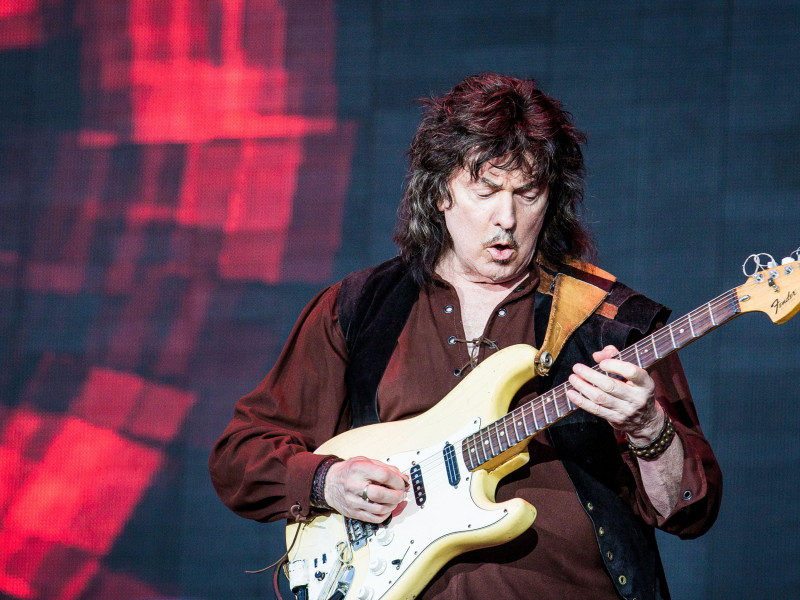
xmin=338 ymin=256 xmax=672 ymax=600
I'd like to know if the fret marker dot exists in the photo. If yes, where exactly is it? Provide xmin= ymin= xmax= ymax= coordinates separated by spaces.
xmin=500 ymin=431 xmax=505 ymax=436
xmin=679 ymin=328 xmax=684 ymax=334
xmin=484 ymin=441 xmax=489 ymax=445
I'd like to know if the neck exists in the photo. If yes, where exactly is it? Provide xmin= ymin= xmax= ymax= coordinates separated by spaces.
xmin=435 ymin=256 xmax=531 ymax=295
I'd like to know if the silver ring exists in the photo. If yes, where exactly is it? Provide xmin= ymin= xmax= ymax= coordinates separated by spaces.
xmin=361 ymin=485 xmax=370 ymax=502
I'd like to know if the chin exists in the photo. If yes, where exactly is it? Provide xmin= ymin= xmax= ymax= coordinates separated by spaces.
xmin=487 ymin=264 xmax=524 ymax=283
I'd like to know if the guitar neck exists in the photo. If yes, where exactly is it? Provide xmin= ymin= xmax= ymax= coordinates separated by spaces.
xmin=462 ymin=288 xmax=741 ymax=471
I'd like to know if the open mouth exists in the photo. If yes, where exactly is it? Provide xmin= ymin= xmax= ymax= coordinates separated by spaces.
xmin=487 ymin=241 xmax=517 ymax=261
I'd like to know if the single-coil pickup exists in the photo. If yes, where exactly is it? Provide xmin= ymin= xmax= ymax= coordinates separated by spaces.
xmin=443 ymin=442 xmax=460 ymax=486
xmin=410 ymin=464 xmax=426 ymax=506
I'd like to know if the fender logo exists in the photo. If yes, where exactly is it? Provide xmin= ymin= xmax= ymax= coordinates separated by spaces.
xmin=772 ymin=289 xmax=797 ymax=314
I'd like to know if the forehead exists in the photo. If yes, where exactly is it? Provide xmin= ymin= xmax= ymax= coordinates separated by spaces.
xmin=451 ymin=161 xmax=537 ymax=187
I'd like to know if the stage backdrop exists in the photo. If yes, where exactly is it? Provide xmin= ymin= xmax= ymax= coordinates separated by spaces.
xmin=1 ymin=1 xmax=798 ymax=599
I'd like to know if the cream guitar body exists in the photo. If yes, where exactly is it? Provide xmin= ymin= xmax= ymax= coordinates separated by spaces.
xmin=282 ymin=251 xmax=800 ymax=600
xmin=285 ymin=344 xmax=540 ymax=600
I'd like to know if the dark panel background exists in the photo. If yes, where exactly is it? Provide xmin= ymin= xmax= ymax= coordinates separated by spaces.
xmin=0 ymin=1 xmax=798 ymax=599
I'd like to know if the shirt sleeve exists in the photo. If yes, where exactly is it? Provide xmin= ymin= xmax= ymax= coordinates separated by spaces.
xmin=208 ymin=283 xmax=352 ymax=523
xmin=619 ymin=352 xmax=723 ymax=538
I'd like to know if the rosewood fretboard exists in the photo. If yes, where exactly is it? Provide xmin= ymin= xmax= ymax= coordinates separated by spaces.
xmin=461 ymin=289 xmax=741 ymax=471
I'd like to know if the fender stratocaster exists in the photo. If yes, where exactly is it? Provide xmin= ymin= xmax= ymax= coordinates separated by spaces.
xmin=284 ymin=252 xmax=800 ymax=600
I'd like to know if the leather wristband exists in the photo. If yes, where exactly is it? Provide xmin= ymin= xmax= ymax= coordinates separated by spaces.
xmin=310 ymin=456 xmax=343 ymax=510
xmin=627 ymin=413 xmax=675 ymax=460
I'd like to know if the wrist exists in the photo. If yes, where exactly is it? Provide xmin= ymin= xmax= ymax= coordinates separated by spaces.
xmin=626 ymin=405 xmax=665 ymax=446
xmin=310 ymin=456 xmax=343 ymax=510
xmin=627 ymin=411 xmax=675 ymax=460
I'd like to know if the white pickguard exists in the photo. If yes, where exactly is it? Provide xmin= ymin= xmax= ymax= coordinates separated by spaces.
xmin=290 ymin=419 xmax=512 ymax=600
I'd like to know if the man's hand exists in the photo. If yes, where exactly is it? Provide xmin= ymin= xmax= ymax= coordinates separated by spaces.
xmin=324 ymin=456 xmax=409 ymax=523
xmin=566 ymin=345 xmax=664 ymax=444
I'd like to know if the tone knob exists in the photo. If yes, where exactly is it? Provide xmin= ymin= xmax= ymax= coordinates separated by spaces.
xmin=374 ymin=528 xmax=394 ymax=546
xmin=357 ymin=585 xmax=374 ymax=600
xmin=368 ymin=557 xmax=387 ymax=575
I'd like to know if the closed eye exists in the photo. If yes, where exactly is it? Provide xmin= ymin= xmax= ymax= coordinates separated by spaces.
xmin=517 ymin=191 xmax=542 ymax=202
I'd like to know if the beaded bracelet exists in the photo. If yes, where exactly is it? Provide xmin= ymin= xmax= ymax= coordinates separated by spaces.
xmin=310 ymin=456 xmax=343 ymax=510
xmin=627 ymin=413 xmax=675 ymax=460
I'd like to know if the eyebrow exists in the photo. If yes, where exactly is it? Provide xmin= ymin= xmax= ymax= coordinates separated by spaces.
xmin=478 ymin=177 xmax=538 ymax=193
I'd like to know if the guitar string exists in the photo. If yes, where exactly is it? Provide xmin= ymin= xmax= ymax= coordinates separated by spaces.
xmin=388 ymin=291 xmax=737 ymax=492
xmin=379 ymin=288 xmax=740 ymax=491
xmin=372 ymin=268 xmax=793 ymax=497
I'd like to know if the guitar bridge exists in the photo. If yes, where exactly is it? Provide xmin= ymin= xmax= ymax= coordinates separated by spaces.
xmin=344 ymin=518 xmax=378 ymax=550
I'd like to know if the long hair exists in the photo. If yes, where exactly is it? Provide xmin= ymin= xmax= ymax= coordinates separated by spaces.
xmin=394 ymin=73 xmax=594 ymax=282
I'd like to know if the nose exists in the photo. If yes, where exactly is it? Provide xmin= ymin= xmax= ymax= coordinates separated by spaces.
xmin=492 ymin=193 xmax=516 ymax=231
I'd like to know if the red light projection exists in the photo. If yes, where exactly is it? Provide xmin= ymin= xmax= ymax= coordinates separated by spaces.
xmin=0 ymin=371 xmax=194 ymax=600
xmin=0 ymin=0 xmax=43 ymax=49
xmin=0 ymin=0 xmax=354 ymax=598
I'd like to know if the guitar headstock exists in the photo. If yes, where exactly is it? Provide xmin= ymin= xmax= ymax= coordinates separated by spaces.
xmin=736 ymin=250 xmax=800 ymax=324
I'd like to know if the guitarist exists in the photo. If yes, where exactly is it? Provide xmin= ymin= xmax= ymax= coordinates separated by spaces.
xmin=209 ymin=73 xmax=722 ymax=600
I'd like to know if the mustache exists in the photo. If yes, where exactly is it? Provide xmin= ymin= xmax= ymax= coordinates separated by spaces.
xmin=482 ymin=231 xmax=520 ymax=250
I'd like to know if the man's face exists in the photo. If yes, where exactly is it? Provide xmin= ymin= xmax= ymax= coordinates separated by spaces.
xmin=437 ymin=162 xmax=548 ymax=285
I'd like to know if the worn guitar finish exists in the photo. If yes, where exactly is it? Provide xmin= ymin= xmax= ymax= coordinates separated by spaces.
xmin=284 ymin=255 xmax=800 ymax=600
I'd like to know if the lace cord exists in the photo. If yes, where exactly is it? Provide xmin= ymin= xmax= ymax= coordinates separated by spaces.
xmin=452 ymin=336 xmax=498 ymax=376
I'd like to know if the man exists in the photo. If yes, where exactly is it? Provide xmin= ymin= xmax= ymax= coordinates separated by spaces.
xmin=209 ymin=73 xmax=721 ymax=600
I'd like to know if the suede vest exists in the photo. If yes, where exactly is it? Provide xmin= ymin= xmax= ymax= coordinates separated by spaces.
xmin=338 ymin=256 xmax=672 ymax=600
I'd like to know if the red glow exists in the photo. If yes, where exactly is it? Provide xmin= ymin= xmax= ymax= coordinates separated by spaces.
xmin=0 ymin=413 xmax=164 ymax=599
xmin=0 ymin=0 xmax=41 ymax=49
xmin=0 ymin=0 xmax=38 ymax=18
xmin=4 ymin=418 xmax=162 ymax=553
xmin=1 ymin=0 xmax=353 ymax=597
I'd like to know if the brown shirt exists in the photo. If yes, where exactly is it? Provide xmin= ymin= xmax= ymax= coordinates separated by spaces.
xmin=209 ymin=268 xmax=721 ymax=599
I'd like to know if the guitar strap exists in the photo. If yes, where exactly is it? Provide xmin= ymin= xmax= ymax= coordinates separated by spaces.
xmin=533 ymin=261 xmax=616 ymax=377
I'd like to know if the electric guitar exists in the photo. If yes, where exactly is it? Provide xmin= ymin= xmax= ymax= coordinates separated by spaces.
xmin=284 ymin=251 xmax=800 ymax=600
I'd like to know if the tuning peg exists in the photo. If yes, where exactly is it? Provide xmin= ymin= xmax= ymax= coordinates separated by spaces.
xmin=767 ymin=259 xmax=778 ymax=268
xmin=781 ymin=257 xmax=794 ymax=265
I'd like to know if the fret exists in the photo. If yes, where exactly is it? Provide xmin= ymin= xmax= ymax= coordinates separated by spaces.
xmin=536 ymin=403 xmax=549 ymax=429
xmin=656 ymin=329 xmax=672 ymax=358
xmin=634 ymin=343 xmax=642 ymax=367
xmin=552 ymin=394 xmax=561 ymax=418
xmin=476 ymin=431 xmax=488 ymax=465
xmin=541 ymin=400 xmax=553 ymax=425
xmin=502 ymin=415 xmax=514 ymax=447
xmin=556 ymin=389 xmax=572 ymax=415
xmin=675 ymin=318 xmax=688 ymax=344
xmin=495 ymin=423 xmax=504 ymax=454
xmin=517 ymin=411 xmax=530 ymax=437
xmin=668 ymin=322 xmax=676 ymax=350
xmin=462 ymin=436 xmax=476 ymax=470
xmin=487 ymin=425 xmax=499 ymax=457
xmin=531 ymin=403 xmax=540 ymax=431
xmin=688 ymin=312 xmax=696 ymax=337
xmin=651 ymin=335 xmax=659 ymax=359
xmin=486 ymin=425 xmax=496 ymax=458
xmin=708 ymin=301 xmax=716 ymax=326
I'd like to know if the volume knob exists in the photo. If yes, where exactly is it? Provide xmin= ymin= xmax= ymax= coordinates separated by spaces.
xmin=368 ymin=557 xmax=387 ymax=575
xmin=374 ymin=528 xmax=394 ymax=546
xmin=357 ymin=586 xmax=374 ymax=600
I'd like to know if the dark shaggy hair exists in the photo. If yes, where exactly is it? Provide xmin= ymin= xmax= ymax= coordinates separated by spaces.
xmin=394 ymin=73 xmax=595 ymax=282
